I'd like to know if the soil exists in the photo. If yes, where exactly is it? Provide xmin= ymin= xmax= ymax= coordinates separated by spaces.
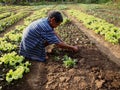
xmin=63 ymin=10 xmax=120 ymax=66
xmin=1 ymin=21 xmax=120 ymax=90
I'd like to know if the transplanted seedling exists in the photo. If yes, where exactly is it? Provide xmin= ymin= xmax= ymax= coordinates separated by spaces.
xmin=62 ymin=55 xmax=77 ymax=68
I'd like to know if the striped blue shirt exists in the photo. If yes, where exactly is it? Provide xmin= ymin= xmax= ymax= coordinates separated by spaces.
xmin=19 ymin=18 xmax=61 ymax=61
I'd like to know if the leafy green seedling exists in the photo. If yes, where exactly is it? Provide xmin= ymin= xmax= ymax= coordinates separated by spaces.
xmin=63 ymin=55 xmax=76 ymax=68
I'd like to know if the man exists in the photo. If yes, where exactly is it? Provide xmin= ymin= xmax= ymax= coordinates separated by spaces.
xmin=19 ymin=11 xmax=79 ymax=62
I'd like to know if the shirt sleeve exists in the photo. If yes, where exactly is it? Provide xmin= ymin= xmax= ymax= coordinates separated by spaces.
xmin=41 ymin=30 xmax=61 ymax=44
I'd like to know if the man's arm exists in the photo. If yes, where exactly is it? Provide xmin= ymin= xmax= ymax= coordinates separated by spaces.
xmin=53 ymin=31 xmax=79 ymax=52
xmin=56 ymin=42 xmax=79 ymax=52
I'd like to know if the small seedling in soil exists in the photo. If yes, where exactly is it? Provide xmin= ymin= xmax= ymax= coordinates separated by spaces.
xmin=63 ymin=55 xmax=77 ymax=68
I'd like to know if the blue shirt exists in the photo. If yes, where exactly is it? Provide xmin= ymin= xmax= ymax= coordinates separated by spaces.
xmin=19 ymin=18 xmax=61 ymax=62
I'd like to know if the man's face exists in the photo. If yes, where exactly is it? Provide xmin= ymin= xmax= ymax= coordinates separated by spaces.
xmin=49 ymin=17 xmax=61 ymax=28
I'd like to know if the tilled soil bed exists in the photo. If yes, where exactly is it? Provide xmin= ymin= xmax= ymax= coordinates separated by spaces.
xmin=2 ymin=22 xmax=120 ymax=90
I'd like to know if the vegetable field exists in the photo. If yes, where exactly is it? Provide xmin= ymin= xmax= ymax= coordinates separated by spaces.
xmin=0 ymin=4 xmax=120 ymax=90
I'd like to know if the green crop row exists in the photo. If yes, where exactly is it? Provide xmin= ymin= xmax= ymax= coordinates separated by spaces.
xmin=24 ymin=7 xmax=50 ymax=25
xmin=67 ymin=9 xmax=120 ymax=44
xmin=0 ymin=6 xmax=27 ymax=13
xmin=0 ymin=52 xmax=31 ymax=83
xmin=0 ymin=11 xmax=30 ymax=32
xmin=0 ymin=40 xmax=17 ymax=52
xmin=0 ymin=6 xmax=15 ymax=13
xmin=84 ymin=8 xmax=120 ymax=27
xmin=0 ymin=12 xmax=13 ymax=20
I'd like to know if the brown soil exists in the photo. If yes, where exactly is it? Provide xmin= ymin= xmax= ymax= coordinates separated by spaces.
xmin=2 ymin=21 xmax=120 ymax=90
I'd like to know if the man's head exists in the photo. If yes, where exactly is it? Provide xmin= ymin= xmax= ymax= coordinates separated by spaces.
xmin=48 ymin=11 xmax=63 ymax=28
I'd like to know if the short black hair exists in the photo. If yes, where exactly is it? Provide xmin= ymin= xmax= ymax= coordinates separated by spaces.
xmin=48 ymin=11 xmax=63 ymax=23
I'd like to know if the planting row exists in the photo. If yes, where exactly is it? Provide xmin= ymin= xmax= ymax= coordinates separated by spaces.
xmin=0 ymin=6 xmax=17 ymax=13
xmin=0 ymin=11 xmax=30 ymax=33
xmin=67 ymin=9 xmax=120 ymax=44
xmin=0 ymin=6 xmax=33 ymax=14
xmin=70 ymin=4 xmax=120 ymax=27
xmin=0 ymin=12 xmax=13 ymax=20
xmin=0 ymin=5 xmax=51 ymax=33
xmin=24 ymin=8 xmax=49 ymax=25
xmin=85 ymin=8 xmax=120 ymax=27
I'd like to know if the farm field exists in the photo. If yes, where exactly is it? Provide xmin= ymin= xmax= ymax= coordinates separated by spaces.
xmin=0 ymin=4 xmax=120 ymax=90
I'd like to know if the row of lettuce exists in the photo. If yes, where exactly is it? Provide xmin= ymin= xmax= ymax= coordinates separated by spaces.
xmin=0 ymin=8 xmax=49 ymax=84
xmin=0 ymin=6 xmax=21 ymax=13
xmin=0 ymin=11 xmax=30 ymax=33
xmin=0 ymin=6 xmax=34 ymax=14
xmin=0 ymin=12 xmax=12 ymax=20
xmin=70 ymin=4 xmax=120 ymax=27
xmin=0 ymin=5 xmax=52 ymax=33
xmin=67 ymin=9 xmax=120 ymax=44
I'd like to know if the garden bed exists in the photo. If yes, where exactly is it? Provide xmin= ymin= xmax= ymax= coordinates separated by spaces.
xmin=63 ymin=11 xmax=120 ymax=66
xmin=2 ymin=21 xmax=120 ymax=90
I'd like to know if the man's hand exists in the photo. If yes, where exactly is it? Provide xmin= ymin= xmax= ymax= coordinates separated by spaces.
xmin=56 ymin=42 xmax=79 ymax=52
xmin=72 ymin=46 xmax=79 ymax=52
